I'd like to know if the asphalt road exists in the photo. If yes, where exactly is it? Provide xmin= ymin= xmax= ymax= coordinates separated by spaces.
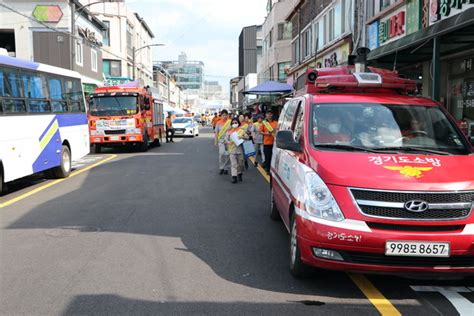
xmin=0 ymin=127 xmax=473 ymax=315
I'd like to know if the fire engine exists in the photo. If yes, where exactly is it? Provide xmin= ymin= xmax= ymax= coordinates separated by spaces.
xmin=271 ymin=48 xmax=474 ymax=277
xmin=88 ymin=83 xmax=164 ymax=153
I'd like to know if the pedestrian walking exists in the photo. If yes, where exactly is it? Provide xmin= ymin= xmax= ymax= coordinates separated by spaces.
xmin=225 ymin=118 xmax=248 ymax=183
xmin=215 ymin=110 xmax=231 ymax=175
xmin=260 ymin=111 xmax=278 ymax=174
xmin=165 ymin=112 xmax=174 ymax=143
xmin=238 ymin=114 xmax=251 ymax=170
xmin=251 ymin=115 xmax=265 ymax=167
xmin=211 ymin=113 xmax=220 ymax=131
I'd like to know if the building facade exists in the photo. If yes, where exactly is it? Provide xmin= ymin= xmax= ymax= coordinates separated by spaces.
xmin=286 ymin=0 xmax=354 ymax=91
xmin=0 ymin=0 xmax=106 ymax=92
xmin=366 ymin=1 xmax=474 ymax=141
xmin=158 ymin=52 xmax=204 ymax=92
xmin=259 ymin=0 xmax=297 ymax=84
xmin=153 ymin=64 xmax=184 ymax=108
xmin=80 ymin=0 xmax=155 ymax=87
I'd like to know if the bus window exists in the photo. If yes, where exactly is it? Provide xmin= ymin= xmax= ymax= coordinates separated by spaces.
xmin=64 ymin=79 xmax=84 ymax=112
xmin=0 ymin=67 xmax=26 ymax=113
xmin=48 ymin=77 xmax=67 ymax=112
xmin=21 ymin=72 xmax=50 ymax=113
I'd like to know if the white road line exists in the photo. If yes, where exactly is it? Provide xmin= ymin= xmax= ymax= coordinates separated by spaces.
xmin=410 ymin=286 xmax=473 ymax=316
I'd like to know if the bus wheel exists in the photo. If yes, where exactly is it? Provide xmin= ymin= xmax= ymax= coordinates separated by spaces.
xmin=52 ymin=145 xmax=72 ymax=178
xmin=140 ymin=133 xmax=149 ymax=152
xmin=94 ymin=144 xmax=102 ymax=154
xmin=0 ymin=167 xmax=7 ymax=196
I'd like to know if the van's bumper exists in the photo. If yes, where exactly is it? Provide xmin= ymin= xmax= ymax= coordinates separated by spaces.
xmin=295 ymin=209 xmax=474 ymax=274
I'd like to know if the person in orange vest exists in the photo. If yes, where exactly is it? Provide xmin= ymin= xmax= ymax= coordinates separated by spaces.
xmin=225 ymin=117 xmax=249 ymax=183
xmin=251 ymin=115 xmax=265 ymax=167
xmin=165 ymin=112 xmax=174 ymax=143
xmin=211 ymin=113 xmax=220 ymax=131
xmin=260 ymin=111 xmax=278 ymax=174
xmin=215 ymin=110 xmax=231 ymax=174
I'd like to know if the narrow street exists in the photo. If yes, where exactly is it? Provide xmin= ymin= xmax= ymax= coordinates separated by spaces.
xmin=1 ymin=128 xmax=472 ymax=315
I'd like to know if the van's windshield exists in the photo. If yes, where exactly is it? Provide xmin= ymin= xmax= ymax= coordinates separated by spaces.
xmin=311 ymin=103 xmax=471 ymax=155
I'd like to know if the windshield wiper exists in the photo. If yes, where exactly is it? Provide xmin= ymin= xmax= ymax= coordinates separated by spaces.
xmin=371 ymin=146 xmax=452 ymax=155
xmin=314 ymin=144 xmax=396 ymax=153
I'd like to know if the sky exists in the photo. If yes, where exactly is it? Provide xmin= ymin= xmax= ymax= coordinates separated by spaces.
xmin=128 ymin=0 xmax=268 ymax=92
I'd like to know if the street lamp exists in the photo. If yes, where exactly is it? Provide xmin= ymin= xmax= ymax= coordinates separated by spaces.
xmin=133 ymin=44 xmax=165 ymax=81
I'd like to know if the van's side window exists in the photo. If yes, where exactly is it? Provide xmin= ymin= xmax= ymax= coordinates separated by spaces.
xmin=280 ymin=100 xmax=298 ymax=131
xmin=293 ymin=101 xmax=304 ymax=141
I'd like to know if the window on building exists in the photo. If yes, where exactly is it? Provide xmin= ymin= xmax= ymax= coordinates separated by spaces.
xmin=278 ymin=62 xmax=291 ymax=82
xmin=329 ymin=9 xmax=335 ymax=41
xmin=380 ymin=0 xmax=392 ymax=10
xmin=126 ymin=22 xmax=133 ymax=57
xmin=301 ymin=27 xmax=312 ymax=59
xmin=102 ymin=21 xmax=110 ymax=46
xmin=292 ymin=37 xmax=300 ymax=65
xmin=75 ymin=40 xmax=83 ymax=66
xmin=334 ymin=2 xmax=342 ymax=38
xmin=91 ymin=49 xmax=98 ymax=72
xmin=277 ymin=22 xmax=292 ymax=41
xmin=318 ymin=21 xmax=325 ymax=49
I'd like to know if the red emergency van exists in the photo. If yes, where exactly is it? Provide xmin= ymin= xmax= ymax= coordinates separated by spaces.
xmin=271 ymin=53 xmax=474 ymax=277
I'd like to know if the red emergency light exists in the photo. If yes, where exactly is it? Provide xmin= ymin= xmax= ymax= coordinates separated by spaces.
xmin=303 ymin=65 xmax=416 ymax=95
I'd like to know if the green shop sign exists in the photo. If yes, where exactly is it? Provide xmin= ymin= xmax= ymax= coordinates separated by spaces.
xmin=430 ymin=0 xmax=474 ymax=23
xmin=32 ymin=5 xmax=63 ymax=23
xmin=379 ymin=11 xmax=406 ymax=44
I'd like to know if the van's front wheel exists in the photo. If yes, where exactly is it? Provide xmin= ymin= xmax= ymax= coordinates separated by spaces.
xmin=52 ymin=145 xmax=71 ymax=178
xmin=289 ymin=213 xmax=312 ymax=278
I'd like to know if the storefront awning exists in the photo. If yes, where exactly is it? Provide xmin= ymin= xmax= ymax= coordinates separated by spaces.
xmin=368 ymin=8 xmax=474 ymax=65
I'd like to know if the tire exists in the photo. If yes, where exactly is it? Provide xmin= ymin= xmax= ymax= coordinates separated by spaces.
xmin=154 ymin=138 xmax=161 ymax=147
xmin=270 ymin=186 xmax=281 ymax=221
xmin=140 ymin=133 xmax=149 ymax=152
xmin=94 ymin=144 xmax=102 ymax=154
xmin=289 ymin=212 xmax=312 ymax=278
xmin=52 ymin=145 xmax=71 ymax=178
xmin=0 ymin=166 xmax=7 ymax=196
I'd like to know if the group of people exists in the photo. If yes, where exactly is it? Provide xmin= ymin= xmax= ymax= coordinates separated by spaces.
xmin=213 ymin=110 xmax=278 ymax=184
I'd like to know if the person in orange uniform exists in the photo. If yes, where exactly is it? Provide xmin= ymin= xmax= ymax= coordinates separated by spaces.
xmin=260 ymin=111 xmax=278 ymax=174
xmin=225 ymin=118 xmax=248 ymax=183
xmin=215 ymin=110 xmax=231 ymax=174
xmin=165 ymin=112 xmax=174 ymax=143
xmin=211 ymin=113 xmax=220 ymax=131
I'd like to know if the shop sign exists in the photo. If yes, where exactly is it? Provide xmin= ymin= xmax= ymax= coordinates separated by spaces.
xmin=78 ymin=27 xmax=102 ymax=47
xmin=430 ymin=0 xmax=474 ymax=25
xmin=406 ymin=0 xmax=422 ymax=35
xmin=379 ymin=8 xmax=406 ymax=44
xmin=104 ymin=76 xmax=132 ymax=86
xmin=315 ymin=42 xmax=350 ymax=69
xmin=461 ymin=58 xmax=473 ymax=72
xmin=368 ymin=21 xmax=380 ymax=50
xmin=33 ymin=5 xmax=63 ymax=23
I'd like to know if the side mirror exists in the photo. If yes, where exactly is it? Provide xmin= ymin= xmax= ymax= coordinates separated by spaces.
xmin=276 ymin=130 xmax=302 ymax=152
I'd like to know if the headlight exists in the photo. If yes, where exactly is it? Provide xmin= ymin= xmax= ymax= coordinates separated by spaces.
xmin=126 ymin=128 xmax=141 ymax=134
xmin=304 ymin=172 xmax=344 ymax=222
xmin=90 ymin=130 xmax=104 ymax=136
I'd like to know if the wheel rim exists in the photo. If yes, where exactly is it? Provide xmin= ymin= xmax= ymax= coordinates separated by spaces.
xmin=63 ymin=150 xmax=71 ymax=172
xmin=290 ymin=220 xmax=297 ymax=265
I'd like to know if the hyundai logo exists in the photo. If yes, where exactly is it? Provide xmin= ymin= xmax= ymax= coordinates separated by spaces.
xmin=404 ymin=200 xmax=429 ymax=213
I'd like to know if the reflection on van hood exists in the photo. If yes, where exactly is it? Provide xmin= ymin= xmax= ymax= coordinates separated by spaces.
xmin=309 ymin=150 xmax=474 ymax=191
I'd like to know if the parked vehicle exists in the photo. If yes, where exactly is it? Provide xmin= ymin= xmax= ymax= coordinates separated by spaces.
xmin=271 ymin=53 xmax=474 ymax=277
xmin=0 ymin=54 xmax=89 ymax=194
xmin=172 ymin=117 xmax=199 ymax=137
xmin=88 ymin=84 xmax=164 ymax=153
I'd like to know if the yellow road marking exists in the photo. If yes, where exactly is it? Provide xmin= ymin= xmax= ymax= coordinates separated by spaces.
xmin=248 ymin=156 xmax=270 ymax=183
xmin=349 ymin=274 xmax=401 ymax=315
xmin=250 ymin=156 xmax=401 ymax=315
xmin=0 ymin=154 xmax=117 ymax=209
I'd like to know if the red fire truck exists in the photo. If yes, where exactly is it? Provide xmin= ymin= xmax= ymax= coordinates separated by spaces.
xmin=88 ymin=84 xmax=164 ymax=153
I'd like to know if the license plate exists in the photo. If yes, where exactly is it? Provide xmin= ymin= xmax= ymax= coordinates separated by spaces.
xmin=385 ymin=241 xmax=450 ymax=257
xmin=110 ymin=136 xmax=120 ymax=141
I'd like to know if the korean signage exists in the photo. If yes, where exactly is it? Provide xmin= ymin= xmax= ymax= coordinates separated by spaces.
xmin=379 ymin=6 xmax=406 ymax=45
xmin=32 ymin=5 xmax=63 ymax=23
xmin=406 ymin=0 xmax=422 ymax=35
xmin=430 ymin=0 xmax=474 ymax=25
xmin=368 ymin=21 xmax=380 ymax=50
xmin=315 ymin=42 xmax=350 ymax=68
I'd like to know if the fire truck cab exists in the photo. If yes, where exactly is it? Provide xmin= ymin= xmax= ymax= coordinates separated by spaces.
xmin=88 ymin=84 xmax=164 ymax=153
xmin=271 ymin=55 xmax=474 ymax=277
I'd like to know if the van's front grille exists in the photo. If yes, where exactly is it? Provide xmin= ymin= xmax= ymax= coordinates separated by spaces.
xmin=104 ymin=129 xmax=126 ymax=135
xmin=350 ymin=189 xmax=473 ymax=221
xmin=366 ymin=222 xmax=465 ymax=232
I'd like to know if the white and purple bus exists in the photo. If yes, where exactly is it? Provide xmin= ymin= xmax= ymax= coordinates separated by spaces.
xmin=0 ymin=54 xmax=90 ymax=194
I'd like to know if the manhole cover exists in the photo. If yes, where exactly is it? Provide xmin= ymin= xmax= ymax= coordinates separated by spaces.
xmin=45 ymin=226 xmax=100 ymax=237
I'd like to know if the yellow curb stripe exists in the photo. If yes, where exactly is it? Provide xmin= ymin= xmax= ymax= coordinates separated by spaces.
xmin=249 ymin=156 xmax=401 ymax=316
xmin=349 ymin=274 xmax=401 ymax=316
xmin=0 ymin=154 xmax=117 ymax=209
xmin=249 ymin=156 xmax=270 ymax=183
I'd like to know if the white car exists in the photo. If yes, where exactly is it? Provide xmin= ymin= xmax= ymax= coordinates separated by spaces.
xmin=172 ymin=117 xmax=199 ymax=137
